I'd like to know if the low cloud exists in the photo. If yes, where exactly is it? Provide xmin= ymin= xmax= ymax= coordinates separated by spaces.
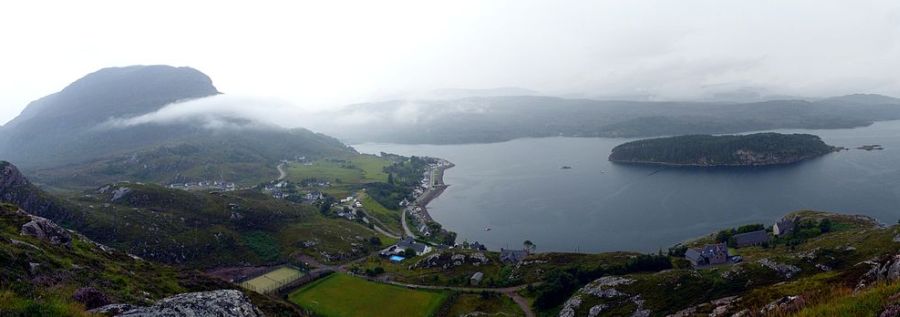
xmin=100 ymin=95 xmax=323 ymax=130
xmin=97 ymin=94 xmax=445 ymax=134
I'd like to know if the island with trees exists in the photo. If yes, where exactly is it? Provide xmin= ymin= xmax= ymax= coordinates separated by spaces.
xmin=608 ymin=132 xmax=837 ymax=167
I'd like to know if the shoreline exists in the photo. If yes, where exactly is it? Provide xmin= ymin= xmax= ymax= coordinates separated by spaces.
xmin=414 ymin=160 xmax=454 ymax=222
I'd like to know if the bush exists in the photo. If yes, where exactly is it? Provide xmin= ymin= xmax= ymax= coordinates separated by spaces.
xmin=364 ymin=266 xmax=385 ymax=276
xmin=533 ymin=269 xmax=577 ymax=310
xmin=72 ymin=287 xmax=110 ymax=309
xmin=623 ymin=254 xmax=672 ymax=272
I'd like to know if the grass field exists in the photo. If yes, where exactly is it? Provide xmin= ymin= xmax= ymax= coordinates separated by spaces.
xmin=358 ymin=193 xmax=402 ymax=233
xmin=286 ymin=155 xmax=391 ymax=185
xmin=349 ymin=155 xmax=391 ymax=183
xmin=240 ymin=266 xmax=304 ymax=294
xmin=286 ymin=160 xmax=363 ymax=184
xmin=288 ymin=273 xmax=448 ymax=317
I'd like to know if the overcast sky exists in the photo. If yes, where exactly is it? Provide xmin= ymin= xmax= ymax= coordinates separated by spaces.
xmin=2 ymin=0 xmax=900 ymax=124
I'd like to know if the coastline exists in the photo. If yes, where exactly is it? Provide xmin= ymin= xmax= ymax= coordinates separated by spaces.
xmin=414 ymin=160 xmax=454 ymax=222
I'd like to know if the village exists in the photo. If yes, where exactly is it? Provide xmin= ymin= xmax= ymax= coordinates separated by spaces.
xmin=683 ymin=216 xmax=816 ymax=268
xmin=167 ymin=180 xmax=236 ymax=191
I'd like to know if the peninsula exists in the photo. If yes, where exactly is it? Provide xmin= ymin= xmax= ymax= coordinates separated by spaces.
xmin=608 ymin=133 xmax=837 ymax=167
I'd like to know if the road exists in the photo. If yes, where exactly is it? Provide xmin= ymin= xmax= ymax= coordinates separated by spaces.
xmin=276 ymin=162 xmax=287 ymax=180
xmin=362 ymin=276 xmax=537 ymax=317
xmin=401 ymin=208 xmax=415 ymax=238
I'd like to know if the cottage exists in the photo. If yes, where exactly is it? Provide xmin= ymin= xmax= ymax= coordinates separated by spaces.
xmin=470 ymin=272 xmax=484 ymax=286
xmin=395 ymin=237 xmax=432 ymax=256
xmin=685 ymin=243 xmax=729 ymax=267
xmin=500 ymin=248 xmax=529 ymax=264
xmin=773 ymin=218 xmax=796 ymax=237
xmin=733 ymin=230 xmax=771 ymax=248
xmin=304 ymin=191 xmax=324 ymax=201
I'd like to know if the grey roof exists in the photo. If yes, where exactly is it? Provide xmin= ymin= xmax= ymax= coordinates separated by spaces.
xmin=685 ymin=249 xmax=703 ymax=263
xmin=685 ymin=243 xmax=728 ymax=266
xmin=699 ymin=243 xmax=728 ymax=258
xmin=500 ymin=248 xmax=528 ymax=263
xmin=471 ymin=272 xmax=484 ymax=280
xmin=397 ymin=237 xmax=428 ymax=254
xmin=733 ymin=230 xmax=770 ymax=246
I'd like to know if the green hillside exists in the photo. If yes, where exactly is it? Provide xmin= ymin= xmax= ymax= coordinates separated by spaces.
xmin=0 ymin=203 xmax=299 ymax=316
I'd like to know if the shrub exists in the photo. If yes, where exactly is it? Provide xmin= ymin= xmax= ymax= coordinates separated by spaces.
xmin=72 ymin=287 xmax=110 ymax=309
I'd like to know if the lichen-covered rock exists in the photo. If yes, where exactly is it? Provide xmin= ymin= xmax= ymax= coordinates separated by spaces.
xmin=558 ymin=295 xmax=582 ymax=317
xmin=111 ymin=290 xmax=264 ymax=317
xmin=89 ymin=304 xmax=138 ymax=316
xmin=111 ymin=187 xmax=132 ymax=202
xmin=559 ymin=276 xmax=640 ymax=317
xmin=880 ymin=303 xmax=900 ymax=317
xmin=587 ymin=304 xmax=607 ymax=317
xmin=21 ymin=215 xmax=72 ymax=246
xmin=856 ymin=254 xmax=900 ymax=290
xmin=760 ymin=295 xmax=806 ymax=315
xmin=757 ymin=259 xmax=801 ymax=279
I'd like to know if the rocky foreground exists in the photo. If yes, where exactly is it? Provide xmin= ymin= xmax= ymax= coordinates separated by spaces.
xmin=91 ymin=290 xmax=264 ymax=317
xmin=556 ymin=211 xmax=900 ymax=316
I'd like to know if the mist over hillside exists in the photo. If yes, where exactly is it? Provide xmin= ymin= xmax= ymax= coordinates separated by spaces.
xmin=0 ymin=66 xmax=352 ymax=188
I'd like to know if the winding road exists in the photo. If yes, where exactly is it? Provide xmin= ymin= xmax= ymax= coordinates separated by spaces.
xmin=276 ymin=162 xmax=287 ymax=181
xmin=401 ymin=209 xmax=415 ymax=238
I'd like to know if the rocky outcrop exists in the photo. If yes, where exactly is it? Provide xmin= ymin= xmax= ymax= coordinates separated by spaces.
xmin=0 ymin=162 xmax=77 ymax=222
xmin=881 ymin=303 xmax=900 ymax=317
xmin=759 ymin=295 xmax=806 ymax=315
xmin=0 ymin=161 xmax=29 ymax=188
xmin=856 ymin=254 xmax=900 ymax=291
xmin=667 ymin=296 xmax=741 ymax=317
xmin=558 ymin=276 xmax=643 ymax=317
xmin=757 ymin=258 xmax=801 ymax=279
xmin=21 ymin=215 xmax=72 ymax=246
xmin=92 ymin=290 xmax=264 ymax=317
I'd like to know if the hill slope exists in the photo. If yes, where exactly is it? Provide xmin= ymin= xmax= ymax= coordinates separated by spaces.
xmin=0 ymin=65 xmax=353 ymax=189
xmin=0 ymin=203 xmax=300 ymax=316
xmin=0 ymin=161 xmax=388 ymax=267
xmin=0 ymin=65 xmax=220 ymax=167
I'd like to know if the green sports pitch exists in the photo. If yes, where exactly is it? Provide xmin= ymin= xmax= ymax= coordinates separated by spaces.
xmin=240 ymin=266 xmax=304 ymax=294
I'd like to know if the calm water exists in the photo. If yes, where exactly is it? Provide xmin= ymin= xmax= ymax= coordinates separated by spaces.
xmin=354 ymin=121 xmax=900 ymax=253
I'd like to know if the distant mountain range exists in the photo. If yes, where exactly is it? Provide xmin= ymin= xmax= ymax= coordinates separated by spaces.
xmin=322 ymin=93 xmax=900 ymax=144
